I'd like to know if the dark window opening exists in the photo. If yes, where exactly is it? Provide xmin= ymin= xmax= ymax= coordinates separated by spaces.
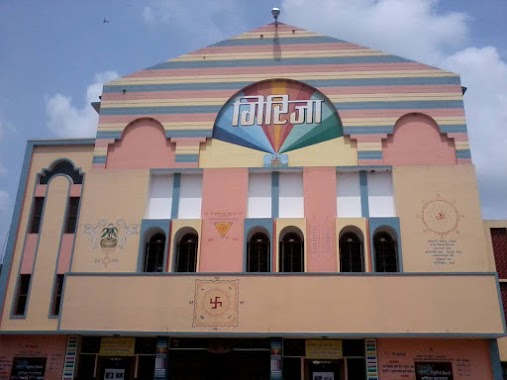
xmin=247 ymin=232 xmax=270 ymax=272
xmin=144 ymin=233 xmax=166 ymax=272
xmin=29 ymin=197 xmax=45 ymax=234
xmin=51 ymin=274 xmax=64 ymax=315
xmin=65 ymin=197 xmax=80 ymax=233
xmin=39 ymin=159 xmax=83 ymax=184
xmin=175 ymin=232 xmax=198 ymax=272
xmin=279 ymin=231 xmax=304 ymax=272
xmin=339 ymin=231 xmax=364 ymax=272
xmin=374 ymin=231 xmax=398 ymax=272
xmin=14 ymin=274 xmax=31 ymax=316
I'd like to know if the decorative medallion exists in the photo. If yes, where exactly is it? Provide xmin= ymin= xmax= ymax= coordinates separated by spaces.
xmin=192 ymin=279 xmax=239 ymax=328
xmin=418 ymin=194 xmax=463 ymax=238
xmin=213 ymin=79 xmax=343 ymax=153
xmin=214 ymin=222 xmax=233 ymax=238
xmin=83 ymin=219 xmax=139 ymax=267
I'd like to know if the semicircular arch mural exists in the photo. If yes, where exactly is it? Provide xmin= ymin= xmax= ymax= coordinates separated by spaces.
xmin=213 ymin=79 xmax=343 ymax=154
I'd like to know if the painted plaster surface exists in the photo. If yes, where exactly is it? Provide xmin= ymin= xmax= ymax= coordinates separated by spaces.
xmin=304 ymin=167 xmax=337 ymax=271
xmin=393 ymin=165 xmax=487 ymax=272
xmin=0 ymin=335 xmax=67 ymax=380
xmin=383 ymin=113 xmax=457 ymax=165
xmin=106 ymin=118 xmax=175 ymax=169
xmin=0 ymin=145 xmax=93 ymax=329
xmin=200 ymin=169 xmax=248 ymax=272
xmin=71 ymin=169 xmax=147 ymax=272
xmin=275 ymin=218 xmax=307 ymax=271
xmin=336 ymin=218 xmax=370 ymax=271
xmin=59 ymin=273 xmax=503 ymax=335
xmin=169 ymin=219 xmax=202 ymax=272
xmin=377 ymin=339 xmax=493 ymax=379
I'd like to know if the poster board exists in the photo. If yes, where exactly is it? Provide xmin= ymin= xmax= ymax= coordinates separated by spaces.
xmin=414 ymin=362 xmax=453 ymax=380
xmin=10 ymin=357 xmax=47 ymax=380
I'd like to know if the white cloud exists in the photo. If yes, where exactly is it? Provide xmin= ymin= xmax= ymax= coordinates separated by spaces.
xmin=442 ymin=47 xmax=507 ymax=218
xmin=282 ymin=0 xmax=468 ymax=65
xmin=281 ymin=0 xmax=507 ymax=218
xmin=143 ymin=0 xmax=245 ymax=43
xmin=46 ymin=71 xmax=119 ymax=138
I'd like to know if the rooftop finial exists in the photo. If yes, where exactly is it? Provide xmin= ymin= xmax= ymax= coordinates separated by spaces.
xmin=271 ymin=7 xmax=280 ymax=25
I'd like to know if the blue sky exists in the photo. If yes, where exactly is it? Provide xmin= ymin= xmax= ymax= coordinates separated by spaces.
xmin=1 ymin=0 xmax=506 ymax=258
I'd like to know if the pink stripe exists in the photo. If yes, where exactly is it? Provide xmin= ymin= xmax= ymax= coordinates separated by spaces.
xmin=249 ymin=23 xmax=306 ymax=33
xmin=447 ymin=133 xmax=469 ymax=141
xmin=69 ymin=184 xmax=82 ymax=197
xmin=458 ymin=158 xmax=472 ymax=164
xmin=34 ymin=185 xmax=47 ymax=197
xmin=94 ymin=139 xmax=115 ymax=147
xmin=340 ymin=109 xmax=465 ymax=118
xmin=359 ymin=159 xmax=383 ymax=165
xmin=20 ymin=234 xmax=38 ymax=274
xmin=99 ymin=113 xmax=217 ymax=124
xmin=92 ymin=163 xmax=105 ymax=169
xmin=101 ymin=84 xmax=461 ymax=102
xmin=126 ymin=62 xmax=435 ymax=78
xmin=57 ymin=234 xmax=74 ymax=273
xmin=193 ymin=42 xmax=366 ymax=55
xmin=175 ymin=162 xmax=199 ymax=168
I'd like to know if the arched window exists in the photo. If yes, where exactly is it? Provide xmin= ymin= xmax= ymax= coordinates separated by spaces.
xmin=373 ymin=231 xmax=398 ymax=272
xmin=339 ymin=231 xmax=364 ymax=272
xmin=175 ymin=232 xmax=198 ymax=272
xmin=247 ymin=232 xmax=270 ymax=272
xmin=279 ymin=230 xmax=304 ymax=272
xmin=143 ymin=232 xmax=166 ymax=272
xmin=39 ymin=159 xmax=83 ymax=184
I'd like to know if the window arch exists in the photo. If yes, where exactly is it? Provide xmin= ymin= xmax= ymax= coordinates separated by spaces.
xmin=247 ymin=231 xmax=270 ymax=272
xmin=279 ymin=228 xmax=304 ymax=272
xmin=143 ymin=232 xmax=166 ymax=272
xmin=39 ymin=159 xmax=83 ymax=184
xmin=339 ymin=230 xmax=364 ymax=272
xmin=175 ymin=230 xmax=199 ymax=272
xmin=373 ymin=229 xmax=398 ymax=272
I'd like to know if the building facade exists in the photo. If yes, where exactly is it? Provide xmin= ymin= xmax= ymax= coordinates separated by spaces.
xmin=0 ymin=22 xmax=505 ymax=380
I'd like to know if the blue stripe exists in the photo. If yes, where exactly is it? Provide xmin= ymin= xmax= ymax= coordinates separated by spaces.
xmin=344 ymin=124 xmax=467 ymax=135
xmin=175 ymin=154 xmax=199 ymax=163
xmin=166 ymin=130 xmax=212 ymax=138
xmin=272 ymin=172 xmax=279 ymax=219
xmin=209 ymin=35 xmax=346 ymax=47
xmin=148 ymin=55 xmax=412 ymax=70
xmin=96 ymin=131 xmax=122 ymax=139
xmin=92 ymin=156 xmax=107 ymax=164
xmin=359 ymin=171 xmax=369 ymax=218
xmin=456 ymin=150 xmax=471 ymax=159
xmin=171 ymin=174 xmax=181 ymax=220
xmin=358 ymin=151 xmax=382 ymax=160
xmin=489 ymin=340 xmax=503 ymax=380
xmin=99 ymin=100 xmax=464 ymax=116
xmin=102 ymin=76 xmax=461 ymax=93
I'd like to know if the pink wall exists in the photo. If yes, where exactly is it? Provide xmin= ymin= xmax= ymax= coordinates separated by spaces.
xmin=0 ymin=335 xmax=67 ymax=380
xmin=377 ymin=338 xmax=493 ymax=379
xmin=303 ymin=167 xmax=337 ymax=272
xmin=106 ymin=118 xmax=175 ymax=169
xmin=20 ymin=234 xmax=39 ymax=274
xmin=199 ymin=168 xmax=248 ymax=272
xmin=383 ymin=113 xmax=457 ymax=165
xmin=57 ymin=234 xmax=74 ymax=274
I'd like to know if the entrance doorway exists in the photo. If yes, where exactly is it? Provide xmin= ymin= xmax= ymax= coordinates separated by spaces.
xmin=97 ymin=356 xmax=135 ymax=380
xmin=307 ymin=360 xmax=344 ymax=380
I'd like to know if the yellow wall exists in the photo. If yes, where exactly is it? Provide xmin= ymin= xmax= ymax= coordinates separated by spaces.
xmin=58 ymin=273 xmax=504 ymax=335
xmin=275 ymin=218 xmax=307 ymax=272
xmin=168 ymin=219 xmax=202 ymax=272
xmin=1 ymin=145 xmax=94 ymax=331
xmin=393 ymin=165 xmax=488 ymax=272
xmin=199 ymin=137 xmax=357 ymax=168
xmin=336 ymin=218 xmax=369 ymax=272
xmin=71 ymin=169 xmax=149 ymax=272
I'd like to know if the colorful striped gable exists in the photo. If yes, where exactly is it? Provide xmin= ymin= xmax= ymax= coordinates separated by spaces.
xmin=94 ymin=22 xmax=468 ymax=167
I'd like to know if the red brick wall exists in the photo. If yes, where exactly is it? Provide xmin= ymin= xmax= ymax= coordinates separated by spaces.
xmin=491 ymin=228 xmax=507 ymax=278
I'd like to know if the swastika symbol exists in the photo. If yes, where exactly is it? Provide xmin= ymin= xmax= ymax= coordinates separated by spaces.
xmin=210 ymin=296 xmax=223 ymax=309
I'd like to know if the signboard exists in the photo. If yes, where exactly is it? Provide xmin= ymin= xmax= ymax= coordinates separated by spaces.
xmin=99 ymin=338 xmax=135 ymax=356
xmin=415 ymin=362 xmax=453 ymax=380
xmin=306 ymin=340 xmax=343 ymax=359
xmin=313 ymin=372 xmax=334 ymax=380
xmin=104 ymin=368 xmax=125 ymax=380
xmin=213 ymin=79 xmax=343 ymax=155
xmin=10 ymin=357 xmax=47 ymax=380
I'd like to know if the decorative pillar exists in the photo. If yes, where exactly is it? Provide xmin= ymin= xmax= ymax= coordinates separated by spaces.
xmin=365 ymin=338 xmax=379 ymax=380
xmin=270 ymin=338 xmax=282 ymax=380
xmin=155 ymin=337 xmax=169 ymax=380
xmin=62 ymin=335 xmax=79 ymax=380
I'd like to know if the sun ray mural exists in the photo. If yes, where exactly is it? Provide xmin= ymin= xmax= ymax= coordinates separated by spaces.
xmin=212 ymin=79 xmax=343 ymax=154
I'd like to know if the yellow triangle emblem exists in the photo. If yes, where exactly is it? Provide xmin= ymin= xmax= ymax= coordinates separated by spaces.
xmin=214 ymin=222 xmax=233 ymax=238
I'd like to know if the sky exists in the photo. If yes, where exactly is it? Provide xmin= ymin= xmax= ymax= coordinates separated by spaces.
xmin=0 ymin=0 xmax=506 ymax=259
